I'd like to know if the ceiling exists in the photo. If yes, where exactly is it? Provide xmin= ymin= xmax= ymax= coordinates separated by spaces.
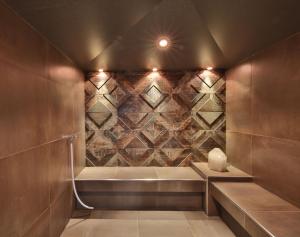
xmin=4 ymin=0 xmax=300 ymax=71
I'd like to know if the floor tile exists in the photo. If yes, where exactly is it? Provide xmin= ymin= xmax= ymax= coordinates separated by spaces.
xmin=138 ymin=220 xmax=194 ymax=237
xmin=62 ymin=219 xmax=138 ymax=237
xmin=62 ymin=210 xmax=235 ymax=237
xmin=64 ymin=219 xmax=86 ymax=229
xmin=189 ymin=219 xmax=235 ymax=237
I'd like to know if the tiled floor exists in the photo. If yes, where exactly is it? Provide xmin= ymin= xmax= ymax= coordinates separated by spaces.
xmin=61 ymin=210 xmax=235 ymax=237
xmin=76 ymin=167 xmax=203 ymax=180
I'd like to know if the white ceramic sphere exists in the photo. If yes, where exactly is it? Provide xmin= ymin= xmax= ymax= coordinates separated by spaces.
xmin=208 ymin=148 xmax=227 ymax=172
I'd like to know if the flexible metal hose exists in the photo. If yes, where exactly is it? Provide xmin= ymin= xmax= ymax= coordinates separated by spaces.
xmin=64 ymin=135 xmax=94 ymax=210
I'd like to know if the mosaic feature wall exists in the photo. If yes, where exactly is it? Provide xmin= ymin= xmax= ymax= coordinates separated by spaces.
xmin=85 ymin=70 xmax=225 ymax=166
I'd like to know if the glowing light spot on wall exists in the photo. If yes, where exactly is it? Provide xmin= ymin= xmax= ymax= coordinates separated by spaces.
xmin=157 ymin=37 xmax=170 ymax=49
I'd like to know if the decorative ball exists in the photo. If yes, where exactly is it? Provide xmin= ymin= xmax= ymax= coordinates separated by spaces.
xmin=208 ymin=148 xmax=227 ymax=172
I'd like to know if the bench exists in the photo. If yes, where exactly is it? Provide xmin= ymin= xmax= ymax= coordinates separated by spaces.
xmin=75 ymin=167 xmax=205 ymax=210
xmin=191 ymin=162 xmax=253 ymax=216
xmin=211 ymin=182 xmax=300 ymax=237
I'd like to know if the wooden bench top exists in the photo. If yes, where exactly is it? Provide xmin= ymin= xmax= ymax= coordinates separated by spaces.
xmin=211 ymin=182 xmax=300 ymax=237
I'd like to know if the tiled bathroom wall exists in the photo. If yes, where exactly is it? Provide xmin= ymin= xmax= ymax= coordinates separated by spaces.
xmin=85 ymin=70 xmax=225 ymax=166
xmin=0 ymin=2 xmax=85 ymax=237
xmin=226 ymin=33 xmax=300 ymax=208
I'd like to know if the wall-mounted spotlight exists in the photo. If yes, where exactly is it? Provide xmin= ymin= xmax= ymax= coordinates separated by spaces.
xmin=206 ymin=67 xmax=213 ymax=71
xmin=152 ymin=67 xmax=158 ymax=72
xmin=98 ymin=68 xmax=104 ymax=72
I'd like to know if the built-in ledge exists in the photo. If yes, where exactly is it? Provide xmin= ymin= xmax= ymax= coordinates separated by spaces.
xmin=191 ymin=162 xmax=253 ymax=181
xmin=191 ymin=162 xmax=253 ymax=216
xmin=75 ymin=167 xmax=205 ymax=211
xmin=211 ymin=182 xmax=300 ymax=237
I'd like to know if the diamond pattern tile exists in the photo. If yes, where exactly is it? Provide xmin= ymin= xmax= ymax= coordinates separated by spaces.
xmin=140 ymin=116 xmax=168 ymax=146
xmin=197 ymin=70 xmax=222 ymax=88
xmin=89 ymin=72 xmax=111 ymax=90
xmin=140 ymin=85 xmax=168 ymax=109
xmin=87 ymin=112 xmax=112 ymax=128
xmin=104 ymin=85 xmax=129 ymax=108
xmin=197 ymin=111 xmax=223 ymax=127
xmin=85 ymin=71 xmax=225 ymax=166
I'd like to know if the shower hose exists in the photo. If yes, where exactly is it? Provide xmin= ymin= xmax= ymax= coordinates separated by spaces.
xmin=64 ymin=135 xmax=94 ymax=210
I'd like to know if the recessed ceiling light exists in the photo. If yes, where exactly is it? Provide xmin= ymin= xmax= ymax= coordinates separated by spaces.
xmin=158 ymin=37 xmax=169 ymax=48
xmin=98 ymin=68 xmax=104 ymax=72
xmin=152 ymin=67 xmax=158 ymax=72
xmin=206 ymin=67 xmax=213 ymax=71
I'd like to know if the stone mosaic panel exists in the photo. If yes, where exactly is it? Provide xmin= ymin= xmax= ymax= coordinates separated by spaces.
xmin=85 ymin=70 xmax=225 ymax=166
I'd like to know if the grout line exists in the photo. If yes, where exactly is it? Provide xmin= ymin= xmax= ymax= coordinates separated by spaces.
xmin=51 ymin=184 xmax=72 ymax=207
xmin=226 ymin=130 xmax=300 ymax=144
xmin=137 ymin=214 xmax=140 ymax=237
xmin=185 ymin=216 xmax=198 ymax=237
xmin=63 ymin=219 xmax=87 ymax=231
xmin=249 ymin=60 xmax=254 ymax=177
xmin=21 ymin=207 xmax=50 ymax=237
xmin=0 ymin=54 xmax=46 ymax=79
xmin=86 ymin=157 xmax=96 ymax=167
xmin=250 ymin=132 xmax=253 ymax=175
xmin=0 ymin=131 xmax=84 ymax=160
xmin=0 ymin=51 xmax=81 ymax=86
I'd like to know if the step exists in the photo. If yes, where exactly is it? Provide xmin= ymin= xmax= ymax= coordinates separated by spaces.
xmin=75 ymin=167 xmax=205 ymax=210
xmin=191 ymin=162 xmax=253 ymax=181
xmin=191 ymin=162 xmax=253 ymax=216
xmin=211 ymin=182 xmax=300 ymax=237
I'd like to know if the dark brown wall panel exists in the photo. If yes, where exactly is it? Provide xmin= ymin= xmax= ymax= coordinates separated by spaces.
xmin=0 ymin=146 xmax=49 ymax=237
xmin=0 ymin=60 xmax=49 ymax=157
xmin=0 ymin=2 xmax=85 ymax=237
xmin=49 ymin=140 xmax=71 ymax=204
xmin=252 ymin=35 xmax=300 ymax=140
xmin=0 ymin=2 xmax=47 ymax=77
xmin=226 ymin=62 xmax=252 ymax=133
xmin=226 ymin=132 xmax=252 ymax=174
xmin=47 ymin=79 xmax=75 ymax=140
xmin=252 ymin=136 xmax=300 ymax=207
xmin=49 ymin=186 xmax=73 ymax=237
xmin=85 ymin=70 xmax=226 ymax=166
xmin=23 ymin=210 xmax=50 ymax=237
xmin=226 ymin=32 xmax=300 ymax=208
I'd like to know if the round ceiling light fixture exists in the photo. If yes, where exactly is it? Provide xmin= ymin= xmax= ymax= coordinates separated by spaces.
xmin=157 ymin=37 xmax=170 ymax=49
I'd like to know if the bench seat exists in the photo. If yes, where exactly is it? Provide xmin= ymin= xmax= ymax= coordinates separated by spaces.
xmin=211 ymin=182 xmax=300 ymax=237
xmin=75 ymin=167 xmax=205 ymax=210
